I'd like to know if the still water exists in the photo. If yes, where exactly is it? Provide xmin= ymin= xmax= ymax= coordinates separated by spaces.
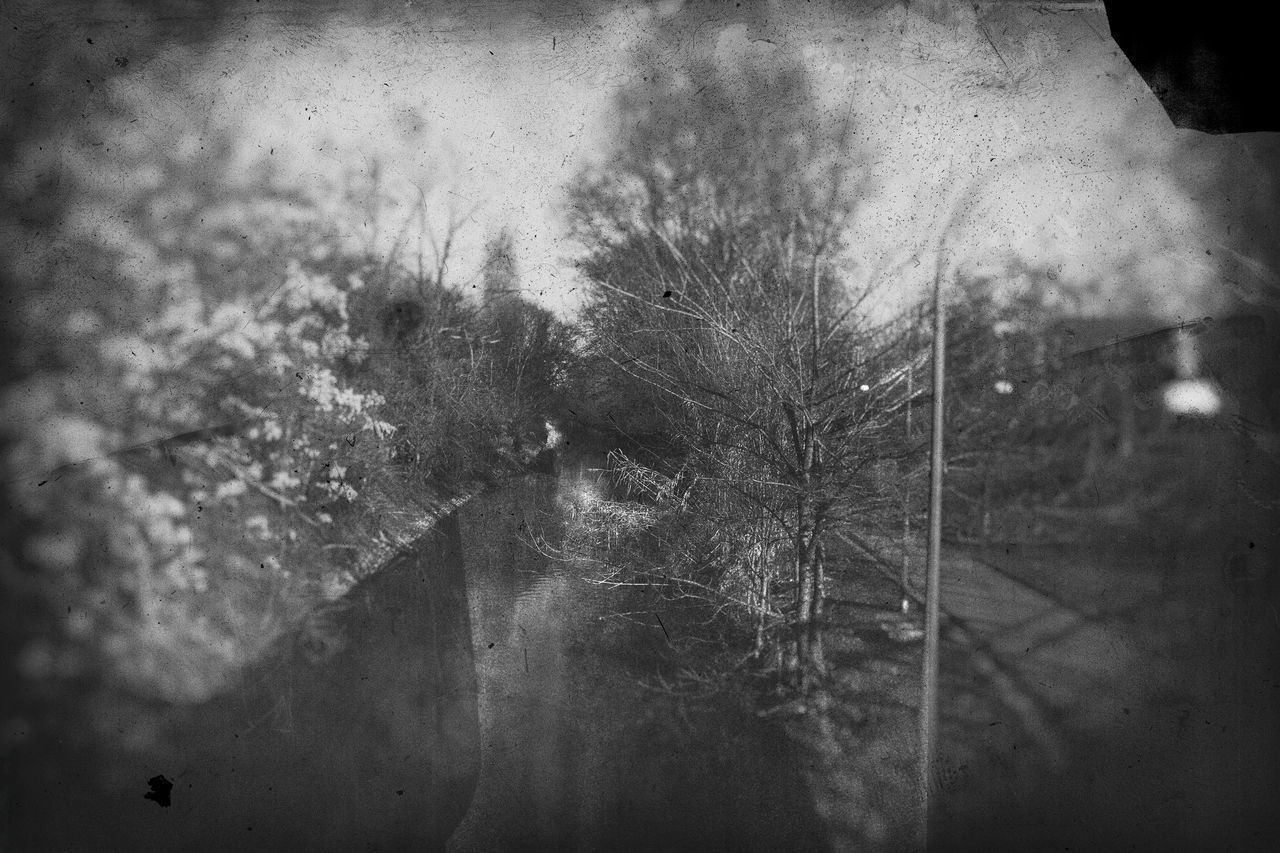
xmin=7 ymin=450 xmax=823 ymax=851
xmin=449 ymin=450 xmax=824 ymax=851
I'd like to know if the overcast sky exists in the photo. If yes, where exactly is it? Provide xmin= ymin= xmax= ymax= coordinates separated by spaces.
xmin=13 ymin=0 xmax=1279 ymax=323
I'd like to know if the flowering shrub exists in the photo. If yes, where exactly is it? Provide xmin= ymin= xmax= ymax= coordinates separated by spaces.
xmin=2 ymin=252 xmax=406 ymax=702
xmin=1 ymin=77 xmax=568 ymax=729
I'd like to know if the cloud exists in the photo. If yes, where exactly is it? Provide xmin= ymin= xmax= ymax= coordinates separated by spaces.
xmin=783 ymin=2 xmax=1219 ymax=321
xmin=106 ymin=7 xmax=648 ymax=313
xmin=87 ymin=1 xmax=1241 ymax=323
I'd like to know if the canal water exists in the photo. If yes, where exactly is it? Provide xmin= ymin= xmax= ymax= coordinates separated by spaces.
xmin=450 ymin=450 xmax=825 ymax=851
xmin=6 ymin=449 xmax=824 ymax=851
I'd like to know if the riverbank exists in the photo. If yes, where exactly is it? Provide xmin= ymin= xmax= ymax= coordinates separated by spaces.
xmin=4 ymin=453 xmax=830 ymax=852
xmin=449 ymin=458 xmax=830 ymax=852
xmin=13 ymin=446 xmax=1270 ymax=852
xmin=2 ymin=449 xmax=555 ymax=849
xmin=5 ymin=508 xmax=485 ymax=852
xmin=739 ymin=533 xmax=1030 ymax=853
xmin=784 ymin=519 xmax=1280 ymax=853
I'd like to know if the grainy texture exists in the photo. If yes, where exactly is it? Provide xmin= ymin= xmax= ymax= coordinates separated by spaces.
xmin=3 ymin=2 xmax=1278 ymax=851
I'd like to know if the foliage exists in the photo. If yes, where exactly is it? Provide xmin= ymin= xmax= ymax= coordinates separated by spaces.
xmin=2 ymin=255 xmax=397 ymax=705
xmin=565 ymin=43 xmax=917 ymax=679
xmin=1 ymin=79 xmax=569 ymax=730
xmin=931 ymin=274 xmax=1258 ymax=545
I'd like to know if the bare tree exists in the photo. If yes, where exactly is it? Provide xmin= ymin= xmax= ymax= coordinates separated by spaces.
xmin=568 ymin=49 xmax=918 ymax=683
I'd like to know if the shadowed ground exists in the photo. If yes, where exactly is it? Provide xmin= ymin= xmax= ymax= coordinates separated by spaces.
xmin=450 ymin=458 xmax=828 ymax=852
xmin=6 ymin=515 xmax=480 ymax=852
xmin=7 ymin=455 xmax=828 ymax=852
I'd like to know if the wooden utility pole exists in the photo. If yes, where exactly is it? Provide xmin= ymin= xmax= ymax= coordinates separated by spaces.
xmin=901 ymin=303 xmax=918 ymax=613
xmin=918 ymin=264 xmax=947 ymax=845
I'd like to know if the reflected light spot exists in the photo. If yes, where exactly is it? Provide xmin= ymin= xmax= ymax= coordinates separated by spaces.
xmin=1162 ymin=378 xmax=1222 ymax=417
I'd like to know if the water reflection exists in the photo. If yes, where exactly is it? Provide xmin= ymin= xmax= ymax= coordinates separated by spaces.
xmin=8 ymin=451 xmax=824 ymax=852
xmin=450 ymin=451 xmax=825 ymax=852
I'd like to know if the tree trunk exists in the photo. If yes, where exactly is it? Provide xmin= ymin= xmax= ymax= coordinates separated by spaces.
xmin=791 ymin=500 xmax=831 ymax=687
xmin=791 ymin=418 xmax=819 ymax=684
xmin=809 ymin=537 xmax=826 ymax=673
xmin=754 ymin=551 xmax=771 ymax=658
xmin=794 ymin=514 xmax=813 ymax=684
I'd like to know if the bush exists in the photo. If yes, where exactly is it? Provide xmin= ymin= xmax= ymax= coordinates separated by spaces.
xmin=2 ymin=258 xmax=400 ymax=706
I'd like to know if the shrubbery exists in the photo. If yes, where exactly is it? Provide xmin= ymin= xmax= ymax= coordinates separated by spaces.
xmin=1 ymin=94 xmax=569 ymax=739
